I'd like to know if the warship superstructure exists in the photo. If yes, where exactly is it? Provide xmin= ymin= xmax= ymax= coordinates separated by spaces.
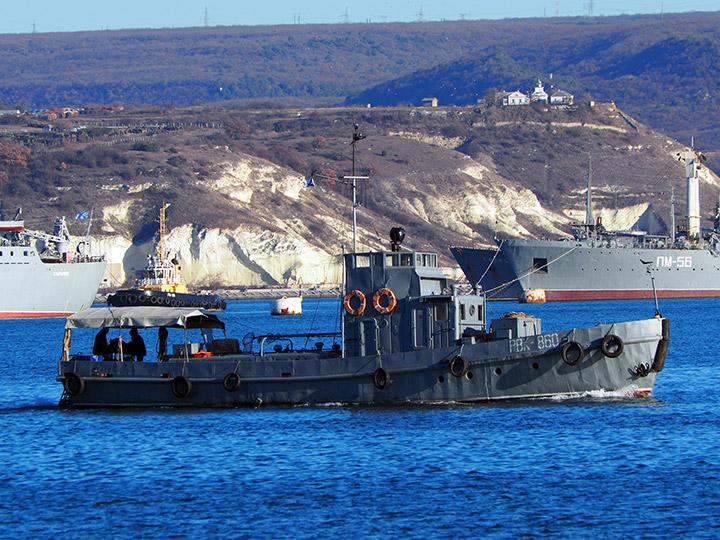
xmin=452 ymin=149 xmax=720 ymax=302
xmin=0 ymin=213 xmax=106 ymax=318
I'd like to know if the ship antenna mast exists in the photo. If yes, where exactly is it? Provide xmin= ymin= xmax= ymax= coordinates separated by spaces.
xmin=157 ymin=202 xmax=170 ymax=258
xmin=349 ymin=122 xmax=367 ymax=253
xmin=586 ymin=154 xmax=594 ymax=231
xmin=670 ymin=188 xmax=675 ymax=246
xmin=306 ymin=122 xmax=368 ymax=253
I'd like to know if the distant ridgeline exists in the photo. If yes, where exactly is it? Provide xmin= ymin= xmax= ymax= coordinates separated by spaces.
xmin=0 ymin=13 xmax=719 ymax=149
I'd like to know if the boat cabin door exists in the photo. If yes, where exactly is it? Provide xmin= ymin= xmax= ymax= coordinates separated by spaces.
xmin=412 ymin=307 xmax=431 ymax=349
xmin=359 ymin=318 xmax=379 ymax=356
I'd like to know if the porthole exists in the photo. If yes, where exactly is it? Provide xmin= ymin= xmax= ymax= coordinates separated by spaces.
xmin=532 ymin=362 xmax=539 ymax=370
xmin=494 ymin=367 xmax=502 ymax=376
xmin=466 ymin=372 xmax=474 ymax=380
xmin=438 ymin=375 xmax=445 ymax=383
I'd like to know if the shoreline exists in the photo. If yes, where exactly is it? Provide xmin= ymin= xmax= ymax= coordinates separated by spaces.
xmin=95 ymin=283 xmax=478 ymax=304
xmin=96 ymin=287 xmax=342 ymax=303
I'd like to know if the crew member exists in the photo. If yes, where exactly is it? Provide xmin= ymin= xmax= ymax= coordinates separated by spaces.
xmin=92 ymin=328 xmax=111 ymax=360
xmin=128 ymin=328 xmax=146 ymax=362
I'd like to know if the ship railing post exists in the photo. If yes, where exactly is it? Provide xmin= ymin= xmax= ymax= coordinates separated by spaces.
xmin=118 ymin=332 xmax=125 ymax=361
xmin=341 ymin=244 xmax=346 ymax=358
xmin=61 ymin=328 xmax=71 ymax=362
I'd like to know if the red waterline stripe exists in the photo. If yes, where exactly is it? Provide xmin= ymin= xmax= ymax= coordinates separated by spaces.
xmin=0 ymin=312 xmax=72 ymax=319
xmin=543 ymin=289 xmax=720 ymax=301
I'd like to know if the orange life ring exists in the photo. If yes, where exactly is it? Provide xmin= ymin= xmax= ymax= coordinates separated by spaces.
xmin=343 ymin=290 xmax=366 ymax=316
xmin=373 ymin=288 xmax=397 ymax=314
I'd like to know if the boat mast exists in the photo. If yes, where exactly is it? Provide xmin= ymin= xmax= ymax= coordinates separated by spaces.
xmin=585 ymin=154 xmax=594 ymax=231
xmin=157 ymin=202 xmax=170 ymax=258
xmin=307 ymin=123 xmax=367 ymax=253
xmin=349 ymin=123 xmax=366 ymax=253
xmin=84 ymin=208 xmax=94 ymax=242
xmin=670 ymin=188 xmax=675 ymax=245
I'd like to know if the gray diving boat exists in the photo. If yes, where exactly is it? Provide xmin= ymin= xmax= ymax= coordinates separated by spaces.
xmin=58 ymin=228 xmax=669 ymax=407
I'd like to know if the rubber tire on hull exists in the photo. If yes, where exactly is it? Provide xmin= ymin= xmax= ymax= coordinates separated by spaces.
xmin=449 ymin=355 xmax=469 ymax=378
xmin=373 ymin=368 xmax=390 ymax=390
xmin=171 ymin=376 xmax=192 ymax=398
xmin=63 ymin=372 xmax=85 ymax=396
xmin=600 ymin=334 xmax=624 ymax=358
xmin=222 ymin=373 xmax=241 ymax=392
xmin=561 ymin=341 xmax=585 ymax=366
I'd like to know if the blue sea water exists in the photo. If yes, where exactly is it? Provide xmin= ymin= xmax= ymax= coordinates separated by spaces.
xmin=1 ymin=297 xmax=719 ymax=539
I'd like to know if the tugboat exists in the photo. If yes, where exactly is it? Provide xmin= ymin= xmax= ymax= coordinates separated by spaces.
xmin=57 ymin=227 xmax=669 ymax=407
xmin=107 ymin=204 xmax=226 ymax=311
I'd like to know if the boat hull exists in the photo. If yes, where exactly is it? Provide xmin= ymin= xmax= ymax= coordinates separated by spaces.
xmin=0 ymin=252 xmax=106 ymax=318
xmin=452 ymin=240 xmax=720 ymax=301
xmin=107 ymin=289 xmax=226 ymax=311
xmin=58 ymin=317 xmax=667 ymax=407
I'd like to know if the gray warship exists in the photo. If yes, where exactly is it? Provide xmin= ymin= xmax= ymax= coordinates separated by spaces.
xmin=0 ymin=212 xmax=106 ymax=318
xmin=57 ymin=228 xmax=668 ymax=407
xmin=452 ymin=149 xmax=720 ymax=302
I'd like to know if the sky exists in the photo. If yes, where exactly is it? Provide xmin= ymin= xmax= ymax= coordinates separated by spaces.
xmin=2 ymin=0 xmax=718 ymax=34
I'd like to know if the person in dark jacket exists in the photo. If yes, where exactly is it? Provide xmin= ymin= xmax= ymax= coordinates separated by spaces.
xmin=128 ymin=328 xmax=147 ymax=362
xmin=92 ymin=327 xmax=111 ymax=360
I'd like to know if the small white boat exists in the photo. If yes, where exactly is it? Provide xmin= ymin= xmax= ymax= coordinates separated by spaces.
xmin=271 ymin=296 xmax=302 ymax=316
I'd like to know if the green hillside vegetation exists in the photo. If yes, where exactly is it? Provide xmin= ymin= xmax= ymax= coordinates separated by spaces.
xmin=0 ymin=12 xmax=719 ymax=153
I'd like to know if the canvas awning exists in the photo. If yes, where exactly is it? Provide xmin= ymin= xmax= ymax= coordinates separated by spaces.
xmin=66 ymin=306 xmax=225 ymax=330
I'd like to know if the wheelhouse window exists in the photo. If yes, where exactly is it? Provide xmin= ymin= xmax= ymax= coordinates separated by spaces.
xmin=415 ymin=253 xmax=437 ymax=267
xmin=385 ymin=254 xmax=399 ymax=267
xmin=355 ymin=255 xmax=370 ymax=268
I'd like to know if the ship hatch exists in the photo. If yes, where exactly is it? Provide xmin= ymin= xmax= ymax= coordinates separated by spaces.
xmin=533 ymin=258 xmax=549 ymax=273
